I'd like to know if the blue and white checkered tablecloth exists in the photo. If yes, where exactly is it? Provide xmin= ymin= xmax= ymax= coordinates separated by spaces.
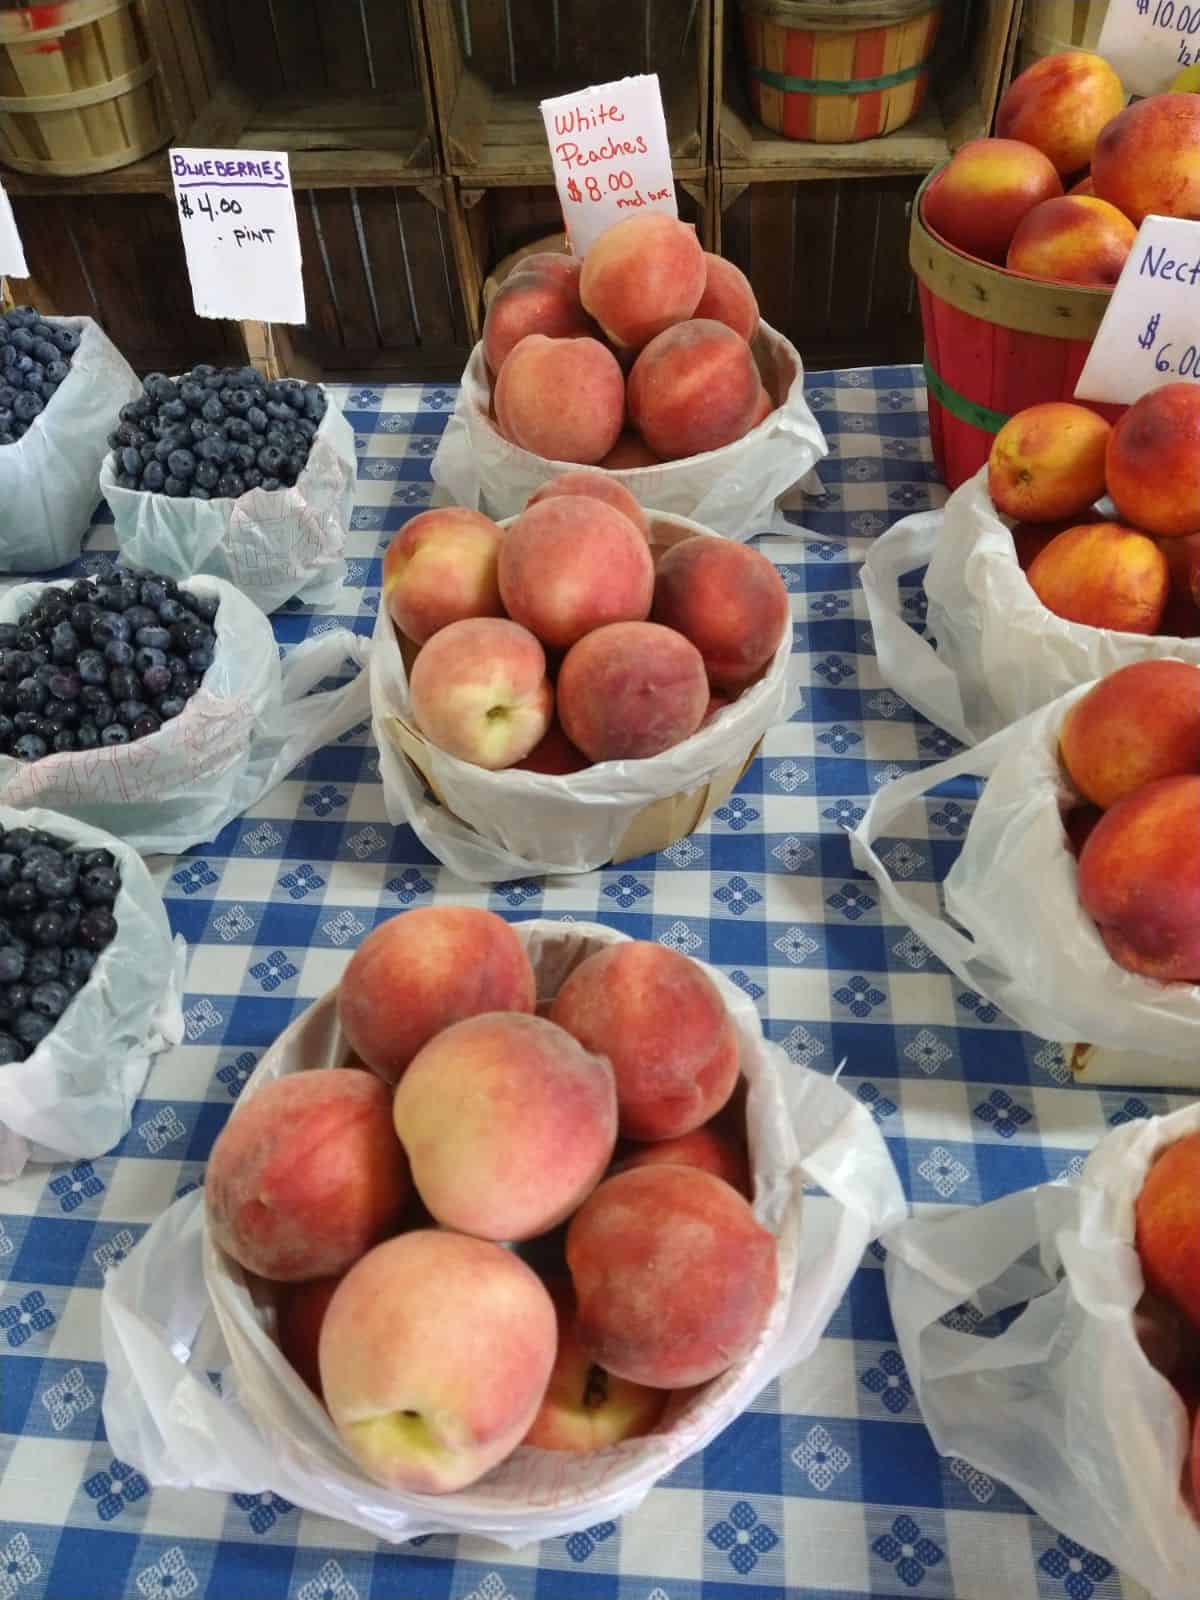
xmin=0 ymin=369 xmax=1169 ymax=1600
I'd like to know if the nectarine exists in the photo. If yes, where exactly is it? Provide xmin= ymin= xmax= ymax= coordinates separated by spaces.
xmin=988 ymin=403 xmax=1111 ymax=522
xmin=1026 ymin=522 xmax=1169 ymax=633
xmin=1059 ymin=660 xmax=1200 ymax=810
xmin=1106 ymin=384 xmax=1200 ymax=541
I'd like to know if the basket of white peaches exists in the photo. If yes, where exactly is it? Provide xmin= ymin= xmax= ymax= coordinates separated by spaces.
xmin=369 ymin=471 xmax=794 ymax=879
xmin=99 ymin=910 xmax=903 ymax=1544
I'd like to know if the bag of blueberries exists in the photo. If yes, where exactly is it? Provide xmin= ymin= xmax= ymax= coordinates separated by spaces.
xmin=99 ymin=364 xmax=355 ymax=615
xmin=0 ymin=309 xmax=141 ymax=572
xmin=0 ymin=565 xmax=371 ymax=855
xmin=0 ymin=805 xmax=183 ymax=1180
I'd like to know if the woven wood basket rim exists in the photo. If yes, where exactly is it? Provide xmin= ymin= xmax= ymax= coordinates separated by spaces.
xmin=739 ymin=0 xmax=941 ymax=28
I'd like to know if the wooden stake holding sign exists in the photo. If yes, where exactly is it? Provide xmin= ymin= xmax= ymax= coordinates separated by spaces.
xmin=1097 ymin=0 xmax=1200 ymax=95
xmin=1075 ymin=216 xmax=1200 ymax=404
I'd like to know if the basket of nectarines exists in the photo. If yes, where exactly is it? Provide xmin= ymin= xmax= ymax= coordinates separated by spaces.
xmin=851 ymin=659 xmax=1200 ymax=1084
xmin=860 ymin=386 xmax=1200 ymax=746
xmin=885 ymin=1101 xmax=1200 ymax=1600
xmin=430 ymin=213 xmax=827 ymax=535
xmin=99 ymin=914 xmax=903 ymax=1545
xmin=369 ymin=476 xmax=794 ymax=879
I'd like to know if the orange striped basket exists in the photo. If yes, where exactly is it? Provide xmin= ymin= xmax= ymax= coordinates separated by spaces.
xmin=740 ymin=0 xmax=943 ymax=143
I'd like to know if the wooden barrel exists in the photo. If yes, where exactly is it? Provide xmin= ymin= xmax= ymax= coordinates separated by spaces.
xmin=739 ymin=0 xmax=942 ymax=143
xmin=910 ymin=171 xmax=1123 ymax=490
xmin=0 ymin=0 xmax=170 ymax=178
xmin=1017 ymin=0 xmax=1107 ymax=74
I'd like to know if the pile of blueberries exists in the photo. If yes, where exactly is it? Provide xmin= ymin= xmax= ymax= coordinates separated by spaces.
xmin=0 ymin=566 xmax=220 ymax=763
xmin=0 ymin=824 xmax=120 ymax=1062
xmin=0 ymin=307 xmax=80 ymax=446
xmin=109 ymin=364 xmax=327 ymax=500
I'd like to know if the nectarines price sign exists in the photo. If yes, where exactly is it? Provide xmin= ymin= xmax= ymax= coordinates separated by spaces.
xmin=540 ymin=75 xmax=677 ymax=256
xmin=1098 ymin=0 xmax=1200 ymax=95
xmin=1075 ymin=215 xmax=1200 ymax=404
xmin=169 ymin=148 xmax=305 ymax=324
xmin=0 ymin=179 xmax=27 ymax=280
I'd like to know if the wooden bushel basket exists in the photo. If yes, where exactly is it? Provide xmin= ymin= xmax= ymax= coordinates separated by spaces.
xmin=0 ymin=0 xmax=170 ymax=178
xmin=910 ymin=170 xmax=1122 ymax=491
xmin=739 ymin=0 xmax=943 ymax=143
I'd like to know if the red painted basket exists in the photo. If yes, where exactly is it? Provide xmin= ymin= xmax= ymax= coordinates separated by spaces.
xmin=911 ymin=170 xmax=1123 ymax=490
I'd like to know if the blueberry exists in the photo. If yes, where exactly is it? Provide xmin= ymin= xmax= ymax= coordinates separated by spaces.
xmin=235 ymin=442 xmax=257 ymax=471
xmin=109 ymin=668 xmax=139 ymax=702
xmin=47 ymin=670 xmax=80 ymax=702
xmin=216 ymin=472 xmax=245 ymax=499
xmin=117 ymin=699 xmax=149 ymax=727
xmin=79 ymin=848 xmax=115 ymax=873
xmin=3 ymin=830 xmax=33 ymax=855
xmin=30 ymin=980 xmax=69 ymax=1019
xmin=14 ymin=678 xmax=45 ymax=713
xmin=71 ymin=603 xmax=99 ymax=635
xmin=201 ymin=396 xmax=225 ymax=424
xmin=120 ymin=446 xmax=142 ymax=476
xmin=157 ymin=695 xmax=186 ymax=719
xmin=142 ymin=460 xmax=166 ymax=493
xmin=135 ymin=626 xmax=171 ymax=651
xmin=104 ymin=639 xmax=135 ymax=670
xmin=28 ymin=910 xmax=64 ymax=948
xmin=0 ymin=1033 xmax=22 ymax=1063
xmin=77 ymin=651 xmax=106 ymax=688
xmin=193 ymin=594 xmax=219 ymax=625
xmin=14 ymin=1010 xmax=52 ymax=1048
xmin=63 ymin=947 xmax=96 ymax=987
xmin=80 ymin=866 xmax=119 ymax=905
xmin=36 ymin=865 xmax=76 ymax=901
xmin=0 ymin=946 xmax=25 ymax=982
xmin=196 ymin=436 xmax=228 ymax=466
xmin=12 ymin=734 xmax=47 ymax=762
xmin=123 ymin=606 xmax=158 ymax=633
xmin=76 ymin=722 xmax=98 ymax=749
xmin=0 ymin=857 xmax=17 ymax=890
xmin=139 ymin=578 xmax=167 ymax=610
xmin=100 ymin=723 xmax=128 ymax=747
xmin=6 ymin=881 xmax=36 ymax=914
xmin=187 ymin=645 xmax=214 ymax=675
xmin=26 ymin=948 xmax=60 ymax=984
xmin=257 ymin=445 xmax=285 ymax=476
xmin=247 ymin=405 xmax=268 ymax=433
xmin=91 ymin=613 xmax=130 ymax=646
xmin=225 ymin=417 xmax=252 ymax=444
xmin=79 ymin=908 xmax=117 ymax=950
xmin=3 ymin=983 xmax=30 ymax=1018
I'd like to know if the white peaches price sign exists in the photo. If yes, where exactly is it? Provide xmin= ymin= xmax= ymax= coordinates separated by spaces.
xmin=1076 ymin=216 xmax=1200 ymax=405
xmin=0 ymin=179 xmax=27 ymax=279
xmin=1098 ymin=0 xmax=1200 ymax=95
xmin=169 ymin=148 xmax=306 ymax=324
xmin=540 ymin=74 xmax=677 ymax=256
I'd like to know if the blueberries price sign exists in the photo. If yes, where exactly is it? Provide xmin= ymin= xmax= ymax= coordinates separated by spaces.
xmin=0 ymin=179 xmax=28 ymax=279
xmin=1076 ymin=215 xmax=1200 ymax=404
xmin=1097 ymin=0 xmax=1200 ymax=95
xmin=540 ymin=74 xmax=677 ymax=255
xmin=170 ymin=148 xmax=305 ymax=323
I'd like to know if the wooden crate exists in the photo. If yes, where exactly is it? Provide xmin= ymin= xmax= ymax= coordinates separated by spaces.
xmin=717 ymin=0 xmax=1022 ymax=179
xmin=1 ymin=0 xmax=438 ymax=193
xmin=717 ymin=173 xmax=923 ymax=370
xmin=452 ymin=175 xmax=712 ymax=344
xmin=421 ymin=0 xmax=711 ymax=182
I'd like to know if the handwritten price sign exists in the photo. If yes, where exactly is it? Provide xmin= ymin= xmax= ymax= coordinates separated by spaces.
xmin=1098 ymin=0 xmax=1200 ymax=94
xmin=541 ymin=75 xmax=677 ymax=256
xmin=0 ymin=180 xmax=27 ymax=279
xmin=1076 ymin=215 xmax=1200 ymax=404
xmin=170 ymin=148 xmax=306 ymax=324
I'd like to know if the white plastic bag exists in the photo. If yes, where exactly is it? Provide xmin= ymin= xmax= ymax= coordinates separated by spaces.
xmin=370 ymin=514 xmax=793 ymax=879
xmin=0 ymin=317 xmax=141 ymax=572
xmin=430 ymin=323 xmax=828 ymax=536
xmin=101 ymin=918 xmax=906 ymax=1547
xmin=885 ymin=1102 xmax=1200 ymax=1600
xmin=850 ymin=680 xmax=1200 ymax=1058
xmin=0 ymin=803 xmax=184 ymax=1180
xmin=0 ymin=575 xmax=371 ymax=854
xmin=98 ymin=391 xmax=354 ymax=613
xmin=859 ymin=468 xmax=1200 ymax=746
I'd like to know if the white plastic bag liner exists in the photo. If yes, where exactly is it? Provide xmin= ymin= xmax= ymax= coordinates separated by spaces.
xmin=0 ymin=803 xmax=184 ymax=1181
xmin=430 ymin=322 xmax=828 ymax=536
xmin=0 ymin=317 xmax=141 ymax=572
xmin=370 ymin=516 xmax=793 ymax=880
xmin=859 ymin=468 xmax=1200 ymax=746
xmin=885 ymin=1102 xmax=1200 ymax=1600
xmin=0 ymin=575 xmax=371 ymax=855
xmin=101 ymin=918 xmax=905 ymax=1546
xmin=850 ymin=681 xmax=1200 ymax=1058
xmin=98 ymin=389 xmax=354 ymax=614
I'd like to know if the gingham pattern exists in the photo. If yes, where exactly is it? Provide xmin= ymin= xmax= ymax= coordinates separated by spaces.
xmin=0 ymin=373 xmax=1163 ymax=1600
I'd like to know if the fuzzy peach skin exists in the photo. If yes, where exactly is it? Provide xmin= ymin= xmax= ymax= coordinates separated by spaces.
xmin=614 ymin=1120 xmax=751 ymax=1198
xmin=494 ymin=334 xmax=626 ymax=464
xmin=522 ymin=1279 xmax=667 ymax=1451
xmin=1059 ymin=660 xmax=1200 ymax=810
xmin=1092 ymin=93 xmax=1200 ymax=224
xmin=408 ymin=616 xmax=553 ymax=769
xmin=483 ymin=268 xmax=593 ymax=376
xmin=1107 ymin=384 xmax=1200 ymax=540
xmin=567 ymin=1165 xmax=778 ymax=1387
xmin=277 ymin=1275 xmax=343 ymax=1398
xmin=987 ymin=403 xmax=1111 ymax=522
xmin=513 ymin=720 xmax=590 ymax=775
xmin=651 ymin=535 xmax=790 ymax=692
xmin=1078 ymin=775 xmax=1200 ymax=981
xmin=921 ymin=139 xmax=1063 ymax=263
xmin=600 ymin=431 xmax=662 ymax=469
xmin=1135 ymin=1133 xmax=1200 ymax=1330
xmin=627 ymin=319 xmax=760 ymax=460
xmin=206 ymin=1072 xmax=410 ymax=1282
xmin=498 ymin=496 xmax=655 ymax=651
xmin=579 ymin=214 xmax=706 ymax=350
xmin=694 ymin=253 xmax=760 ymax=342
xmin=996 ymin=51 xmax=1126 ymax=177
xmin=337 ymin=906 xmax=536 ymax=1084
xmin=1006 ymin=195 xmax=1136 ymax=288
xmin=747 ymin=385 xmax=773 ymax=431
xmin=319 ymin=1230 xmax=557 ymax=1493
xmin=392 ymin=1012 xmax=617 ymax=1242
xmin=382 ymin=508 xmax=505 ymax=645
xmin=556 ymin=620 xmax=708 ymax=762
xmin=549 ymin=939 xmax=739 ymax=1140
xmin=1026 ymin=521 xmax=1169 ymax=633
xmin=517 ymin=251 xmax=582 ymax=290
xmin=526 ymin=468 xmax=651 ymax=539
